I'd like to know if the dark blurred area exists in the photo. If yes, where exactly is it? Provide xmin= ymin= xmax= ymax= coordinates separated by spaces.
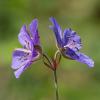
xmin=0 ymin=0 xmax=100 ymax=100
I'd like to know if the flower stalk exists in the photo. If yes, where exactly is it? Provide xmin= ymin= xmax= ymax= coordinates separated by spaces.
xmin=42 ymin=52 xmax=60 ymax=100
xmin=54 ymin=69 xmax=59 ymax=100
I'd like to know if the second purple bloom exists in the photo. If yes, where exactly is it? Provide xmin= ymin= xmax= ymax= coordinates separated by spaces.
xmin=49 ymin=17 xmax=94 ymax=67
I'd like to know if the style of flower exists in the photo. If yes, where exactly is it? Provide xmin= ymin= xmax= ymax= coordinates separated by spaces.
xmin=11 ymin=19 xmax=42 ymax=78
xmin=49 ymin=17 xmax=94 ymax=67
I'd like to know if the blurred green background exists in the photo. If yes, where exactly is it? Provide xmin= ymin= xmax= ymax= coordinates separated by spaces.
xmin=0 ymin=0 xmax=100 ymax=100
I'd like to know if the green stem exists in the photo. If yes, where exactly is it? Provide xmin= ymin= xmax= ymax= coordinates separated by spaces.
xmin=54 ymin=70 xmax=59 ymax=100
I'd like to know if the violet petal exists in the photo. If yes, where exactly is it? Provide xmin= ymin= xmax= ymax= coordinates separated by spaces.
xmin=18 ymin=25 xmax=33 ymax=50
xmin=29 ymin=19 xmax=40 ymax=45
xmin=12 ymin=48 xmax=31 ymax=70
xmin=14 ymin=62 xmax=31 ymax=78
xmin=64 ymin=48 xmax=94 ymax=67
xmin=63 ymin=28 xmax=82 ymax=51
xmin=49 ymin=17 xmax=63 ymax=47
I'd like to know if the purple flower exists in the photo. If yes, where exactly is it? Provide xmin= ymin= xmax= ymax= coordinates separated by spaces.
xmin=11 ymin=19 xmax=42 ymax=78
xmin=49 ymin=17 xmax=94 ymax=67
